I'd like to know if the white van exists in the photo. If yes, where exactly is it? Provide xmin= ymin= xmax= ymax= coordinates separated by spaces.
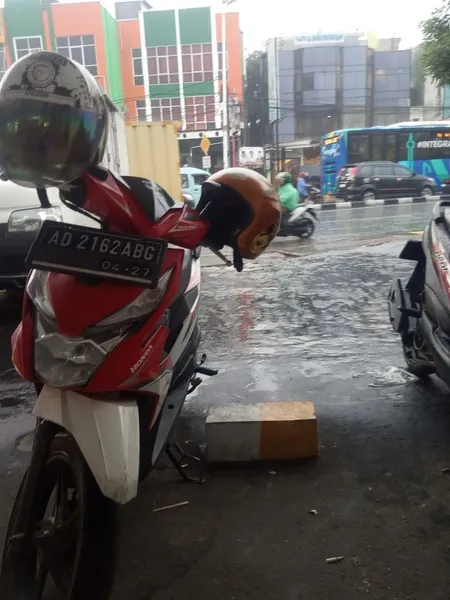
xmin=180 ymin=167 xmax=210 ymax=207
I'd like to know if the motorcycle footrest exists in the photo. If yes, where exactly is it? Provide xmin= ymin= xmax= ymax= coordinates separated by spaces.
xmin=195 ymin=365 xmax=218 ymax=376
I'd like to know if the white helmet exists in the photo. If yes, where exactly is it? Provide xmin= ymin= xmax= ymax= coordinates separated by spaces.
xmin=0 ymin=51 xmax=108 ymax=188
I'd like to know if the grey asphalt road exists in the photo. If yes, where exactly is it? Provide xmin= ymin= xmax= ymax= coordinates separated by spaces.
xmin=316 ymin=201 xmax=432 ymax=241
xmin=1 ymin=216 xmax=450 ymax=598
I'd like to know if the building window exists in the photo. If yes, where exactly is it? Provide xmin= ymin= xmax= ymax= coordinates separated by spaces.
xmin=147 ymin=46 xmax=179 ymax=85
xmin=0 ymin=44 xmax=5 ymax=80
xmin=136 ymin=99 xmax=147 ymax=121
xmin=217 ymin=42 xmax=228 ymax=79
xmin=181 ymin=43 xmax=213 ymax=84
xmin=301 ymin=73 xmax=314 ymax=91
xmin=151 ymin=97 xmax=181 ymax=122
xmin=132 ymin=48 xmax=144 ymax=86
xmin=14 ymin=36 xmax=43 ymax=60
xmin=56 ymin=35 xmax=98 ymax=76
xmin=185 ymin=95 xmax=215 ymax=130
xmin=115 ymin=1 xmax=141 ymax=20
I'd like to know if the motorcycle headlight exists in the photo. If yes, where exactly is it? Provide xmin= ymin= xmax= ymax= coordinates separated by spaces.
xmin=8 ymin=206 xmax=62 ymax=233
xmin=33 ymin=310 xmax=125 ymax=388
xmin=27 ymin=268 xmax=172 ymax=388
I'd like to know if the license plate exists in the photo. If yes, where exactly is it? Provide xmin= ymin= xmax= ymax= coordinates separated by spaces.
xmin=27 ymin=221 xmax=167 ymax=288
xmin=339 ymin=184 xmax=346 ymax=188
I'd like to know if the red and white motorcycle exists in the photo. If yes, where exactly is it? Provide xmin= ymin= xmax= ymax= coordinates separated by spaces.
xmin=0 ymin=167 xmax=248 ymax=599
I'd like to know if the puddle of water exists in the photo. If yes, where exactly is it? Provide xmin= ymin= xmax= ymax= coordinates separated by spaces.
xmin=369 ymin=366 xmax=419 ymax=388
xmin=16 ymin=430 xmax=34 ymax=453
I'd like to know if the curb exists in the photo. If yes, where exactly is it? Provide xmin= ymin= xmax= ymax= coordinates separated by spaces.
xmin=311 ymin=194 xmax=449 ymax=211
xmin=205 ymin=401 xmax=318 ymax=462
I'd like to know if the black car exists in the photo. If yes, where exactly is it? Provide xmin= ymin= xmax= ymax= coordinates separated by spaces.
xmin=336 ymin=161 xmax=436 ymax=202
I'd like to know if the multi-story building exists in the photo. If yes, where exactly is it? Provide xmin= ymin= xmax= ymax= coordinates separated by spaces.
xmin=0 ymin=0 xmax=244 ymax=168
xmin=117 ymin=5 xmax=243 ymax=166
xmin=2 ymin=0 xmax=124 ymax=106
xmin=265 ymin=32 xmax=413 ymax=145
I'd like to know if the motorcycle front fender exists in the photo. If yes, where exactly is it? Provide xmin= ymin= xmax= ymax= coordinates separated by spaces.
xmin=33 ymin=386 xmax=140 ymax=505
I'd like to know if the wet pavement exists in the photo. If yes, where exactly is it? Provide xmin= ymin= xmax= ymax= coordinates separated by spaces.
xmin=316 ymin=201 xmax=432 ymax=242
xmin=2 ymin=223 xmax=450 ymax=598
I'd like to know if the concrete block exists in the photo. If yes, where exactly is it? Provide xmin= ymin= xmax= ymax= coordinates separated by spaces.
xmin=206 ymin=401 xmax=318 ymax=462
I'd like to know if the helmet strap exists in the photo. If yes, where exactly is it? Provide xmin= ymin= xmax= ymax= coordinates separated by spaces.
xmin=233 ymin=247 xmax=243 ymax=272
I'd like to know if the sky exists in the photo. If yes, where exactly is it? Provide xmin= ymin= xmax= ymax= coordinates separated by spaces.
xmin=150 ymin=0 xmax=443 ymax=52
xmin=0 ymin=0 xmax=440 ymax=53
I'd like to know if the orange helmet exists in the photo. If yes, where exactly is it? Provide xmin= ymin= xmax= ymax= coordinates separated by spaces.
xmin=196 ymin=168 xmax=281 ymax=270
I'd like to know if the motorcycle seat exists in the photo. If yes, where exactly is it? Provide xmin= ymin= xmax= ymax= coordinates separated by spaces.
xmin=120 ymin=175 xmax=175 ymax=223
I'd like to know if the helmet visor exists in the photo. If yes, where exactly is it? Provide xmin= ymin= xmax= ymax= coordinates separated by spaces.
xmin=0 ymin=96 xmax=103 ymax=188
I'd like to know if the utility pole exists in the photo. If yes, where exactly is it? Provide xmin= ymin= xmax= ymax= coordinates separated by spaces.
xmin=274 ymin=36 xmax=280 ymax=171
xmin=222 ymin=11 xmax=229 ymax=168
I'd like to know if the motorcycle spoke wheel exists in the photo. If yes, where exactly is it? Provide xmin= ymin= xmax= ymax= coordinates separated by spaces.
xmin=10 ymin=450 xmax=82 ymax=598
xmin=0 ymin=433 xmax=119 ymax=600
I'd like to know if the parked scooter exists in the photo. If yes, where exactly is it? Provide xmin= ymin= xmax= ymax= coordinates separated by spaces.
xmin=0 ymin=52 xmax=281 ymax=599
xmin=388 ymin=199 xmax=450 ymax=381
xmin=278 ymin=205 xmax=319 ymax=239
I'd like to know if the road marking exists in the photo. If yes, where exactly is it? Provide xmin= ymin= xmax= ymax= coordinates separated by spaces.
xmin=409 ymin=231 xmax=424 ymax=235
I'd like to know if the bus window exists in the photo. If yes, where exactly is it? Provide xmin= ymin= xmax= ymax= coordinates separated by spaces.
xmin=372 ymin=134 xmax=384 ymax=161
xmin=398 ymin=133 xmax=410 ymax=161
xmin=373 ymin=133 xmax=397 ymax=161
xmin=348 ymin=133 xmax=370 ymax=163
xmin=386 ymin=135 xmax=396 ymax=161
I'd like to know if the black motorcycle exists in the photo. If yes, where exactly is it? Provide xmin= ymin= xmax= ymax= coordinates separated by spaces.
xmin=307 ymin=183 xmax=323 ymax=204
xmin=388 ymin=199 xmax=450 ymax=381
xmin=278 ymin=205 xmax=319 ymax=239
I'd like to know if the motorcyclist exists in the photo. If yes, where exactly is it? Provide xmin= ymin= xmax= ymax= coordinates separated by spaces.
xmin=297 ymin=171 xmax=309 ymax=203
xmin=275 ymin=171 xmax=299 ymax=228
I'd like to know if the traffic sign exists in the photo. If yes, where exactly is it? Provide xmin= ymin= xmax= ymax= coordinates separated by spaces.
xmin=200 ymin=135 xmax=211 ymax=155
xmin=202 ymin=155 xmax=211 ymax=170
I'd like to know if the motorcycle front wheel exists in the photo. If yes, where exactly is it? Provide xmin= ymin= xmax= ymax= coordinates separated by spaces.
xmin=0 ymin=432 xmax=119 ymax=600
xmin=297 ymin=219 xmax=315 ymax=239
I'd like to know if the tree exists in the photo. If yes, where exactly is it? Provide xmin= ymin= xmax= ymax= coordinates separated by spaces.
xmin=421 ymin=0 xmax=450 ymax=86
xmin=244 ymin=51 xmax=268 ymax=147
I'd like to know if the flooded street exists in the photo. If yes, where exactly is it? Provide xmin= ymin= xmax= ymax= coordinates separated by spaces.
xmin=2 ymin=228 xmax=450 ymax=599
